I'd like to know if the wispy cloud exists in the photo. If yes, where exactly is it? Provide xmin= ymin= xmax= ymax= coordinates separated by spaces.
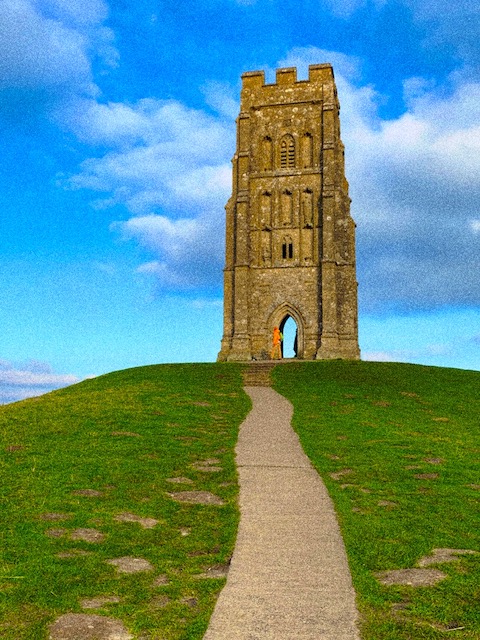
xmin=0 ymin=0 xmax=117 ymax=118
xmin=0 ymin=359 xmax=80 ymax=404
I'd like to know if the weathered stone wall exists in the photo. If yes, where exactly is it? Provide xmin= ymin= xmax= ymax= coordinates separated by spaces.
xmin=218 ymin=64 xmax=360 ymax=362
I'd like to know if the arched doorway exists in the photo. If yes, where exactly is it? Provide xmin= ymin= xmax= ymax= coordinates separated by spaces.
xmin=280 ymin=316 xmax=298 ymax=358
xmin=268 ymin=303 xmax=304 ymax=359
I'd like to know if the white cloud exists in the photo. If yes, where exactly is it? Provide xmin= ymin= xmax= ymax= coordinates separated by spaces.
xmin=362 ymin=351 xmax=400 ymax=362
xmin=116 ymin=212 xmax=224 ymax=290
xmin=65 ymin=98 xmax=234 ymax=214
xmin=471 ymin=221 xmax=480 ymax=234
xmin=61 ymin=43 xmax=480 ymax=309
xmin=0 ymin=0 xmax=116 ymax=114
xmin=0 ymin=359 xmax=80 ymax=404
xmin=202 ymin=80 xmax=240 ymax=119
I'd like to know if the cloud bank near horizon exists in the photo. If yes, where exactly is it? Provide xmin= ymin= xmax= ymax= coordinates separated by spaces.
xmin=0 ymin=359 xmax=81 ymax=405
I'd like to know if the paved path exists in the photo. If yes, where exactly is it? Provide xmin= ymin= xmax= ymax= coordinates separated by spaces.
xmin=203 ymin=386 xmax=360 ymax=640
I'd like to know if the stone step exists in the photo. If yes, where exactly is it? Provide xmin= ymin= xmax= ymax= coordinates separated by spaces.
xmin=242 ymin=361 xmax=279 ymax=387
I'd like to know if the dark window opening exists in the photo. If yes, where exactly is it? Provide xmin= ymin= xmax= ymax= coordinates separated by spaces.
xmin=282 ymin=240 xmax=294 ymax=260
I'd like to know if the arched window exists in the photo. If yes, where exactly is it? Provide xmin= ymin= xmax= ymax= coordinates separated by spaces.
xmin=280 ymin=135 xmax=295 ymax=168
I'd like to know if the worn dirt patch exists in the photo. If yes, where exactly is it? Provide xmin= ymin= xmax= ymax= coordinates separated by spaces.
xmin=71 ymin=528 xmax=105 ymax=543
xmin=424 ymin=457 xmax=444 ymax=464
xmin=192 ymin=401 xmax=210 ymax=407
xmin=468 ymin=484 xmax=480 ymax=490
xmin=168 ymin=491 xmax=225 ymax=506
xmin=329 ymin=469 xmax=353 ymax=481
xmin=6 ymin=445 xmax=25 ymax=452
xmin=107 ymin=557 xmax=153 ymax=574
xmin=432 ymin=417 xmax=449 ymax=422
xmin=111 ymin=431 xmax=141 ymax=437
xmin=152 ymin=574 xmax=169 ymax=586
xmin=376 ymin=568 xmax=446 ymax=586
xmin=414 ymin=473 xmax=439 ymax=480
xmin=72 ymin=489 xmax=103 ymax=497
xmin=418 ymin=548 xmax=478 ymax=567
xmin=179 ymin=527 xmax=191 ymax=537
xmin=193 ymin=464 xmax=222 ymax=472
xmin=114 ymin=513 xmax=158 ymax=529
xmin=40 ymin=513 xmax=71 ymax=522
xmin=378 ymin=500 xmax=397 ymax=508
xmin=49 ymin=613 xmax=132 ymax=640
xmin=166 ymin=476 xmax=193 ymax=484
xmin=80 ymin=596 xmax=121 ymax=609
xmin=150 ymin=595 xmax=170 ymax=608
xmin=181 ymin=597 xmax=198 ymax=608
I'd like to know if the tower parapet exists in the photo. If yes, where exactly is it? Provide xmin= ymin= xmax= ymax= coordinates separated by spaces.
xmin=218 ymin=65 xmax=360 ymax=362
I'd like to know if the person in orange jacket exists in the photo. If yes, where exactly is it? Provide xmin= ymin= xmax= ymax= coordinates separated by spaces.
xmin=270 ymin=326 xmax=283 ymax=359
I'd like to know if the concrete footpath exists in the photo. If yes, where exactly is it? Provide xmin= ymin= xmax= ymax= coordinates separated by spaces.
xmin=203 ymin=386 xmax=360 ymax=640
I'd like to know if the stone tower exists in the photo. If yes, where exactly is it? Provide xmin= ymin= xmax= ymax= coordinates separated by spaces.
xmin=218 ymin=64 xmax=360 ymax=361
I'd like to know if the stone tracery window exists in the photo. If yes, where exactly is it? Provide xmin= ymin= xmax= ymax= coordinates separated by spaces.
xmin=280 ymin=135 xmax=295 ymax=168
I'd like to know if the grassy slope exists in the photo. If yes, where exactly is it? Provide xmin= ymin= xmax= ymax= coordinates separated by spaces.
xmin=2 ymin=360 xmax=479 ymax=639
xmin=0 ymin=363 xmax=250 ymax=640
xmin=273 ymin=360 xmax=480 ymax=640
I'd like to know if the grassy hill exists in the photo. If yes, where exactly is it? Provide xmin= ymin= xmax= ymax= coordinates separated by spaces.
xmin=1 ymin=360 xmax=479 ymax=639
xmin=273 ymin=361 xmax=480 ymax=640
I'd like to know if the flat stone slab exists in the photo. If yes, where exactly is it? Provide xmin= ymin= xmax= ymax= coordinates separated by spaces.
xmin=167 ymin=491 xmax=224 ymax=505
xmin=377 ymin=568 xmax=446 ymax=586
xmin=71 ymin=528 xmax=105 ymax=543
xmin=203 ymin=386 xmax=360 ymax=640
xmin=196 ymin=564 xmax=230 ymax=579
xmin=49 ymin=613 xmax=132 ymax=639
xmin=418 ymin=548 xmax=477 ymax=567
xmin=114 ymin=513 xmax=159 ymax=529
xmin=80 ymin=596 xmax=121 ymax=609
xmin=106 ymin=557 xmax=153 ymax=574
xmin=166 ymin=476 xmax=193 ymax=484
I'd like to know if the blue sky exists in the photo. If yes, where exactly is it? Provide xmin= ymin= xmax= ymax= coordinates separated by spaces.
xmin=1 ymin=0 xmax=479 ymax=403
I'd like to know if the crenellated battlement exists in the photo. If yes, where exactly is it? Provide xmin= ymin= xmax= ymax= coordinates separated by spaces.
xmin=241 ymin=64 xmax=334 ymax=90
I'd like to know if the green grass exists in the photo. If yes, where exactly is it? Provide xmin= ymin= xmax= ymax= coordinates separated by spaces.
xmin=0 ymin=363 xmax=250 ymax=639
xmin=2 ymin=359 xmax=479 ymax=639
xmin=273 ymin=360 xmax=480 ymax=640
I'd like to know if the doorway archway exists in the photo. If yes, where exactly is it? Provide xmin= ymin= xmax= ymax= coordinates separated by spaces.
xmin=268 ymin=303 xmax=305 ymax=359
xmin=280 ymin=316 xmax=298 ymax=358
